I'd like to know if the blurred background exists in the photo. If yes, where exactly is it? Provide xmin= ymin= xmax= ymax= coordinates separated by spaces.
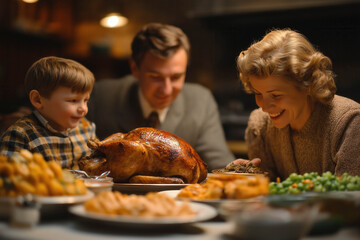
xmin=0 ymin=0 xmax=359 ymax=156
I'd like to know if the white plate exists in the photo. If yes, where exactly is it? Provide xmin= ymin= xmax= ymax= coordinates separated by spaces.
xmin=0 ymin=191 xmax=94 ymax=204
xmin=68 ymin=201 xmax=217 ymax=227
xmin=113 ymin=183 xmax=189 ymax=194
xmin=0 ymin=191 xmax=94 ymax=219
xmin=35 ymin=191 xmax=94 ymax=204
xmin=160 ymin=190 xmax=265 ymax=207
xmin=211 ymin=169 xmax=263 ymax=176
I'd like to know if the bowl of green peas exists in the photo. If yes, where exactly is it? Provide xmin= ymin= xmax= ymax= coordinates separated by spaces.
xmin=269 ymin=172 xmax=360 ymax=195
xmin=267 ymin=172 xmax=360 ymax=234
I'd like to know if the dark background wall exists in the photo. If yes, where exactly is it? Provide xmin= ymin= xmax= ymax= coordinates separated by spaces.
xmin=195 ymin=2 xmax=360 ymax=111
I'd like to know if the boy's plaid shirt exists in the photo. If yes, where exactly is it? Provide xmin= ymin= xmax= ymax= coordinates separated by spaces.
xmin=0 ymin=111 xmax=96 ymax=169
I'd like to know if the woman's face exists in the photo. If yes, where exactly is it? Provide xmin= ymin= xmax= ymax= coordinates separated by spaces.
xmin=249 ymin=75 xmax=312 ymax=130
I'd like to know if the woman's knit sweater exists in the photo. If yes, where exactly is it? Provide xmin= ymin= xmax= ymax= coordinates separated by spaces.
xmin=246 ymin=95 xmax=360 ymax=181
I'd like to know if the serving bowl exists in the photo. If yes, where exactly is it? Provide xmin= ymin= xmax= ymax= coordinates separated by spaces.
xmin=0 ymin=191 xmax=94 ymax=221
xmin=266 ymin=192 xmax=360 ymax=235
xmin=220 ymin=198 xmax=319 ymax=240
xmin=83 ymin=177 xmax=114 ymax=195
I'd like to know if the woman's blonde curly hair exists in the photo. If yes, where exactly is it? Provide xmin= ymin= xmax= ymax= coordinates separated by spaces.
xmin=237 ymin=29 xmax=336 ymax=104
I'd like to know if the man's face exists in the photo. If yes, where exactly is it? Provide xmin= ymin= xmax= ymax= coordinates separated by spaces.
xmin=131 ymin=48 xmax=188 ymax=110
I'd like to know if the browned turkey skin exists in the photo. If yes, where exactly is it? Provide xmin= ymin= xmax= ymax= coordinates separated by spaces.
xmin=79 ymin=127 xmax=208 ymax=184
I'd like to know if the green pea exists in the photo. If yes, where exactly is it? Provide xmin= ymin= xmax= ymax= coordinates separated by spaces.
xmin=347 ymin=183 xmax=356 ymax=191
xmin=269 ymin=182 xmax=276 ymax=187
xmin=269 ymin=188 xmax=278 ymax=195
xmin=282 ymin=180 xmax=293 ymax=187
xmin=289 ymin=187 xmax=301 ymax=194
xmin=331 ymin=182 xmax=339 ymax=191
xmin=297 ymin=182 xmax=304 ymax=190
xmin=289 ymin=173 xmax=298 ymax=181
xmin=278 ymin=188 xmax=287 ymax=194
xmin=324 ymin=180 xmax=332 ymax=190
xmin=310 ymin=172 xmax=319 ymax=178
xmin=314 ymin=185 xmax=323 ymax=192
xmin=322 ymin=171 xmax=332 ymax=178
xmin=303 ymin=173 xmax=311 ymax=179
xmin=350 ymin=177 xmax=358 ymax=184
xmin=303 ymin=184 xmax=310 ymax=191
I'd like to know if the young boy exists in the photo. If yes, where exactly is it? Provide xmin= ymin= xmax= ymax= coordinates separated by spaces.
xmin=0 ymin=56 xmax=96 ymax=169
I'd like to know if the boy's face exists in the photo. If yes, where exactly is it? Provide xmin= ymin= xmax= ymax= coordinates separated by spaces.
xmin=37 ymin=86 xmax=91 ymax=131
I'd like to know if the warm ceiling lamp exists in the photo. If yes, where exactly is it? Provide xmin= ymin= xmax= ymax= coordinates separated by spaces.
xmin=100 ymin=13 xmax=128 ymax=28
xmin=22 ymin=0 xmax=38 ymax=3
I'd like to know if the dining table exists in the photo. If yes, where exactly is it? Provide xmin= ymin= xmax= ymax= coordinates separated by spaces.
xmin=1 ymin=209 xmax=359 ymax=240
xmin=1 ymin=178 xmax=360 ymax=240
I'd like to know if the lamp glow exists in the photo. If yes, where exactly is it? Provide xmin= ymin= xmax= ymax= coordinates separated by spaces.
xmin=22 ymin=0 xmax=38 ymax=3
xmin=100 ymin=13 xmax=128 ymax=28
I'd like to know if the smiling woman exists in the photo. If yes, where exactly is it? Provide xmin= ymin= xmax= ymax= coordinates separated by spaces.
xmin=232 ymin=29 xmax=360 ymax=181
xmin=249 ymin=75 xmax=312 ymax=131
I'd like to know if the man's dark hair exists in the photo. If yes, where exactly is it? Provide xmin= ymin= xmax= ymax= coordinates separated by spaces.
xmin=131 ymin=23 xmax=190 ymax=66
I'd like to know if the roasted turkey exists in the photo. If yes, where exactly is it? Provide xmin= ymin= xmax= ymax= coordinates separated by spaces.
xmin=79 ymin=127 xmax=208 ymax=184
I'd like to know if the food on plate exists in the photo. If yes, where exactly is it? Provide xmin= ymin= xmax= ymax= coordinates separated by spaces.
xmin=214 ymin=162 xmax=263 ymax=174
xmin=84 ymin=191 xmax=195 ymax=218
xmin=177 ymin=174 xmax=269 ymax=200
xmin=0 ymin=149 xmax=87 ymax=197
xmin=269 ymin=171 xmax=360 ymax=194
xmin=129 ymin=175 xmax=185 ymax=184
xmin=79 ymin=127 xmax=208 ymax=184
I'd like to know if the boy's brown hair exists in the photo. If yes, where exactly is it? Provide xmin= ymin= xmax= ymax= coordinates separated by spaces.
xmin=24 ymin=56 xmax=95 ymax=98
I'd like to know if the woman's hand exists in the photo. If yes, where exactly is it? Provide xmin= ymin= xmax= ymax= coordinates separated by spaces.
xmin=226 ymin=158 xmax=261 ymax=168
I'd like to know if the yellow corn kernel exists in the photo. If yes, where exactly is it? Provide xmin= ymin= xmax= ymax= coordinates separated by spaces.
xmin=48 ymin=161 xmax=63 ymax=180
xmin=13 ymin=180 xmax=36 ymax=194
xmin=35 ymin=182 xmax=49 ymax=196
xmin=27 ymin=171 xmax=40 ymax=185
xmin=38 ymin=168 xmax=55 ymax=184
xmin=28 ymin=162 xmax=42 ymax=183
xmin=14 ymin=163 xmax=30 ymax=177
xmin=19 ymin=149 xmax=33 ymax=162
xmin=48 ymin=179 xmax=65 ymax=196
xmin=44 ymin=167 xmax=55 ymax=179
xmin=33 ymin=153 xmax=47 ymax=169
xmin=64 ymin=183 xmax=76 ymax=195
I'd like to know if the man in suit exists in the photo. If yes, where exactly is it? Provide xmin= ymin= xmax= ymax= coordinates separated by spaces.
xmin=87 ymin=22 xmax=234 ymax=170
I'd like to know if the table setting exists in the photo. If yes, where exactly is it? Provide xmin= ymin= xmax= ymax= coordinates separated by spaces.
xmin=1 ymin=137 xmax=360 ymax=240
xmin=1 ymin=169 xmax=360 ymax=240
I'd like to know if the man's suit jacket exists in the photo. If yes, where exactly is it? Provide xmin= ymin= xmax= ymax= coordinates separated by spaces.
xmin=87 ymin=75 xmax=234 ymax=170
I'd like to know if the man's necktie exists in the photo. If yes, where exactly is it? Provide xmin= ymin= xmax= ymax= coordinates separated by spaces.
xmin=146 ymin=111 xmax=160 ymax=128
